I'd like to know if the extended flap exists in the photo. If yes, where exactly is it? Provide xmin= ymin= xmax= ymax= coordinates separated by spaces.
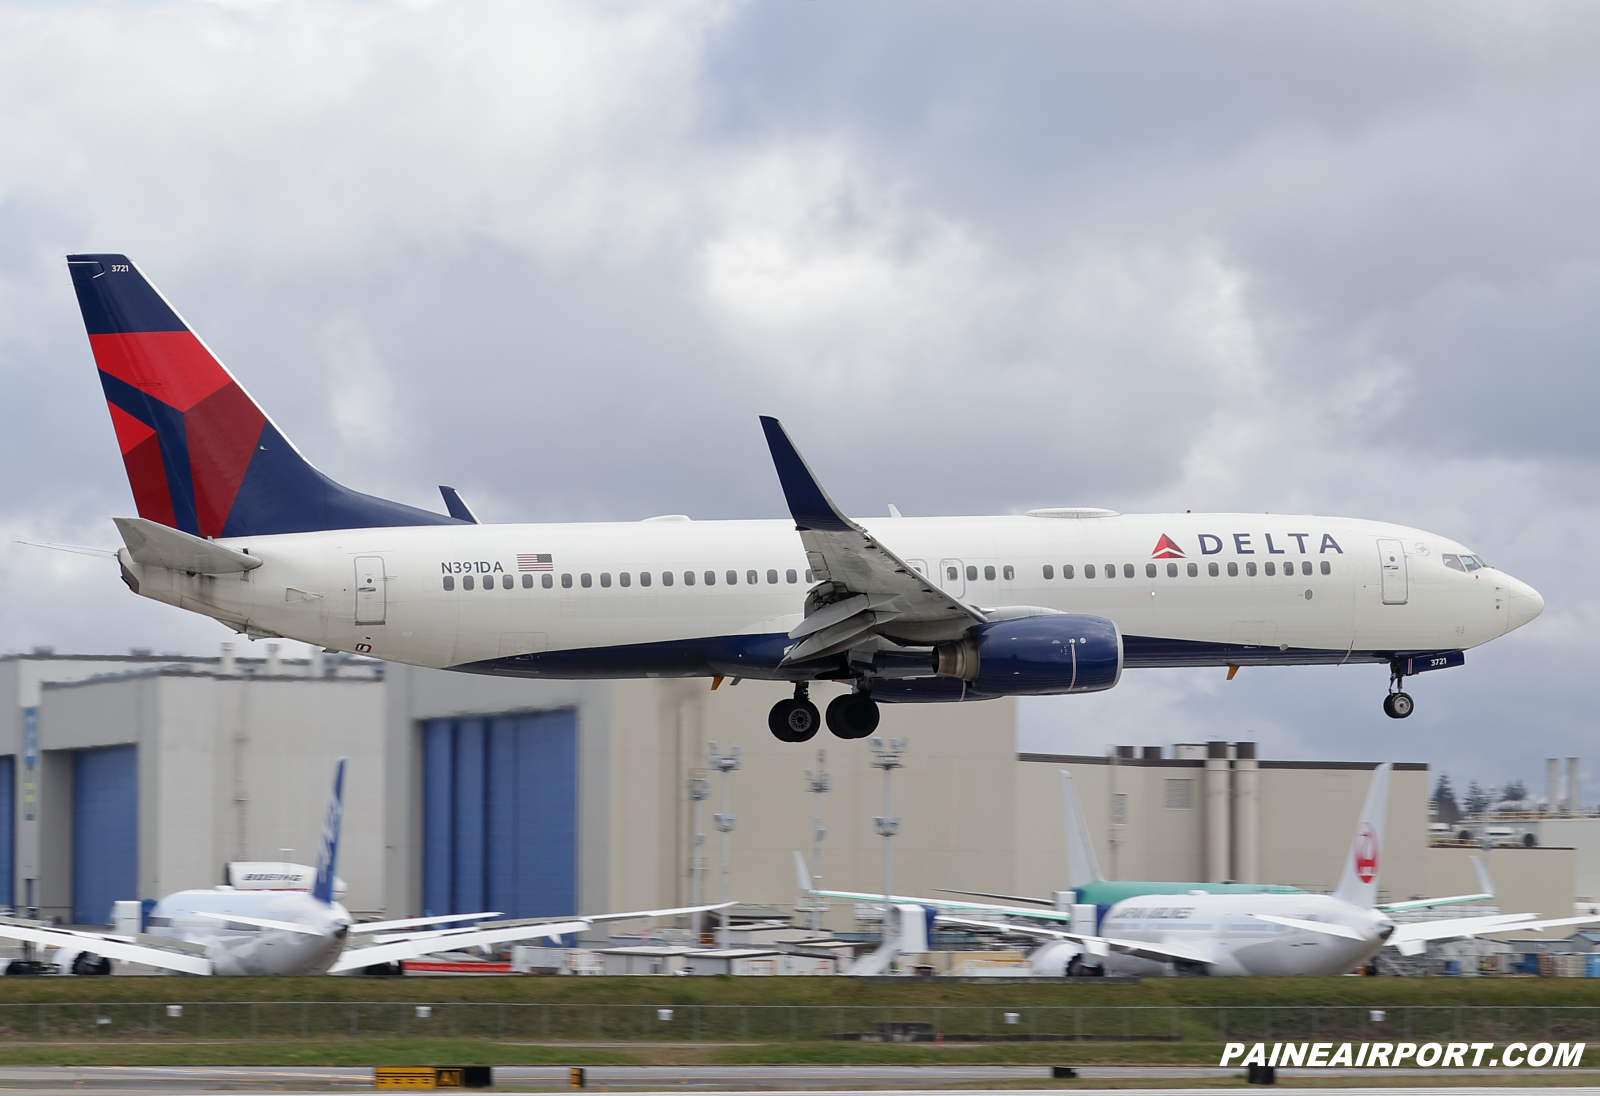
xmin=114 ymin=516 xmax=262 ymax=574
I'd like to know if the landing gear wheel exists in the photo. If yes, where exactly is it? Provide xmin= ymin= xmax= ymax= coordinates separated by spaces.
xmin=1382 ymin=691 xmax=1414 ymax=719
xmin=826 ymin=693 xmax=880 ymax=739
xmin=768 ymin=698 xmax=821 ymax=742
xmin=71 ymin=953 xmax=111 ymax=976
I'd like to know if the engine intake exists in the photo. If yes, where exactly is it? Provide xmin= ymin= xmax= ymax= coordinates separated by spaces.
xmin=933 ymin=614 xmax=1122 ymax=696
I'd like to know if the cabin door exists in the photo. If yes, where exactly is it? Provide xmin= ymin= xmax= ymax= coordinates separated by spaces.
xmin=1376 ymin=539 xmax=1407 ymax=605
xmin=355 ymin=556 xmax=387 ymax=624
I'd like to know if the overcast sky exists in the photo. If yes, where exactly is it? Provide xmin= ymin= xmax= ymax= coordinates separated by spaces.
xmin=1 ymin=0 xmax=1594 ymax=798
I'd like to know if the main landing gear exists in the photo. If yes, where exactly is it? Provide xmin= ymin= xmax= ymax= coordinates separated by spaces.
xmin=1383 ymin=662 xmax=1415 ymax=720
xmin=768 ymin=684 xmax=882 ymax=742
xmin=825 ymin=690 xmax=880 ymax=740
xmin=769 ymin=684 xmax=821 ymax=742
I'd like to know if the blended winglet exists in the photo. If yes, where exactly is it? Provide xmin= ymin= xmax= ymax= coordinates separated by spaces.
xmin=439 ymin=486 xmax=479 ymax=524
xmin=759 ymin=417 xmax=858 ymax=533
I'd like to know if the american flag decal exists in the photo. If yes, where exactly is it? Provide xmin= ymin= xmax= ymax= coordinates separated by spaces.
xmin=517 ymin=553 xmax=553 ymax=571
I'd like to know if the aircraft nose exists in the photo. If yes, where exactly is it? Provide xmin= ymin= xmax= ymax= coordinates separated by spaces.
xmin=1504 ymin=578 xmax=1545 ymax=634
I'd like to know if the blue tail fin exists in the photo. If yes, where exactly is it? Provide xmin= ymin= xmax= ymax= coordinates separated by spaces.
xmin=311 ymin=758 xmax=347 ymax=906
xmin=66 ymin=254 xmax=464 ymax=537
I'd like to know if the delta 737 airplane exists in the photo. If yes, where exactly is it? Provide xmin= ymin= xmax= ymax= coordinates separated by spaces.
xmin=808 ymin=766 xmax=1600 ymax=977
xmin=0 ymin=759 xmax=727 ymax=976
xmin=60 ymin=255 xmax=1544 ymax=742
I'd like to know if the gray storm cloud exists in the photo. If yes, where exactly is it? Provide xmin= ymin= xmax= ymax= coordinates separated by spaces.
xmin=0 ymin=0 xmax=1593 ymax=791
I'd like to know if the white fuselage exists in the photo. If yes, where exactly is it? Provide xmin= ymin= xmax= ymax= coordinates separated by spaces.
xmin=145 ymin=888 xmax=349 ymax=976
xmin=120 ymin=512 xmax=1542 ymax=682
xmin=1095 ymin=893 xmax=1393 ymax=977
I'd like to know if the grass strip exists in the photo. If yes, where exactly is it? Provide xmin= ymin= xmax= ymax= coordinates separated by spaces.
xmin=1 ymin=975 xmax=1597 ymax=1008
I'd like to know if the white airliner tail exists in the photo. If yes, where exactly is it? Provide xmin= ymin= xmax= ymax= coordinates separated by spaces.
xmin=1332 ymin=763 xmax=1391 ymax=908
xmin=1060 ymin=771 xmax=1106 ymax=887
xmin=311 ymin=758 xmax=346 ymax=906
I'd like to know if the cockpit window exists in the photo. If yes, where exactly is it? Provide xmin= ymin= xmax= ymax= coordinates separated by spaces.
xmin=1443 ymin=554 xmax=1465 ymax=572
xmin=1445 ymin=552 xmax=1488 ymax=572
xmin=1465 ymin=554 xmax=1487 ymax=570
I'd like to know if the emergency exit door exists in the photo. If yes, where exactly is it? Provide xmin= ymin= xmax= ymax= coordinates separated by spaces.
xmin=1376 ymin=539 xmax=1407 ymax=605
xmin=355 ymin=556 xmax=387 ymax=624
xmin=939 ymin=558 xmax=965 ymax=598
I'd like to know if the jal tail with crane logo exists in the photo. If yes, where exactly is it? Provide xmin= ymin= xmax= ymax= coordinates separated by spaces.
xmin=1331 ymin=763 xmax=1391 ymax=908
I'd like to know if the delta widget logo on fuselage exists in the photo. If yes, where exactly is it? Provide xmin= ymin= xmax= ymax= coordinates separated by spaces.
xmin=1150 ymin=533 xmax=1345 ymax=558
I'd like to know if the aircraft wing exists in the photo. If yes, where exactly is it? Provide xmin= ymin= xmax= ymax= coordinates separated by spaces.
xmin=807 ymin=884 xmax=1072 ymax=923
xmin=1380 ymin=893 xmax=1494 ymax=913
xmin=761 ymin=417 xmax=982 ymax=660
xmin=328 ymin=903 xmax=734 ymax=974
xmin=1495 ymin=914 xmax=1600 ymax=935
xmin=1387 ymin=912 xmax=1542 ymax=955
xmin=1380 ymin=856 xmax=1496 ymax=913
xmin=0 ymin=922 xmax=212 ymax=976
xmin=1249 ymin=913 xmax=1370 ymax=941
xmin=194 ymin=911 xmax=325 ymax=936
xmin=931 ymin=914 xmax=1213 ymax=966
xmin=349 ymin=912 xmax=501 ymax=935
xmin=934 ymin=914 xmax=1072 ymax=939
xmin=330 ymin=919 xmax=592 ymax=972
xmin=934 ymin=887 xmax=1055 ymax=907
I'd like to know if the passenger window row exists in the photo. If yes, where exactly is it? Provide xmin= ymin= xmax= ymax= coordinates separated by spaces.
xmin=1042 ymin=560 xmax=1331 ymax=580
xmin=443 ymin=568 xmax=812 ymax=592
xmin=957 ymin=565 xmax=1018 ymax=582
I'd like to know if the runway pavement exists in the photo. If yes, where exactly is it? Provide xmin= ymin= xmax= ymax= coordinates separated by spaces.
xmin=0 ymin=1064 xmax=1596 ymax=1093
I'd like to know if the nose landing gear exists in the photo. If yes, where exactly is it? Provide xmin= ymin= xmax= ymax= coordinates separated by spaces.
xmin=768 ymin=684 xmax=821 ymax=742
xmin=1383 ymin=662 xmax=1415 ymax=719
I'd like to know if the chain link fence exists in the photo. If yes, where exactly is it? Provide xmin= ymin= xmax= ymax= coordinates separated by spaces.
xmin=1 ymin=1003 xmax=1598 ymax=1042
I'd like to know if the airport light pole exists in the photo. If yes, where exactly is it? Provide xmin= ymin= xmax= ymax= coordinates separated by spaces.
xmin=870 ymin=737 xmax=906 ymax=904
xmin=685 ymin=775 xmax=710 ymax=945
xmin=803 ymin=751 xmax=831 ymax=933
xmin=708 ymin=743 xmax=741 ymax=948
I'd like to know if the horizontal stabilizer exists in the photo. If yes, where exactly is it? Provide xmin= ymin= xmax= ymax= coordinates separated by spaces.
xmin=115 ymin=516 xmax=261 ymax=574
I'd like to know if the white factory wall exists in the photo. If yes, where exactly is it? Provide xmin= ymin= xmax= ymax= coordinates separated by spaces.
xmin=3 ymin=650 xmax=1586 ymax=936
xmin=383 ymin=665 xmax=1018 ymax=925
xmin=33 ymin=668 xmax=386 ymax=921
xmin=1014 ymin=753 xmax=1432 ymax=905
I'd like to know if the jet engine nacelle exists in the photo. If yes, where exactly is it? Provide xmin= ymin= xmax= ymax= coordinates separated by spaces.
xmin=1029 ymin=940 xmax=1100 ymax=977
xmin=933 ymin=614 xmax=1122 ymax=696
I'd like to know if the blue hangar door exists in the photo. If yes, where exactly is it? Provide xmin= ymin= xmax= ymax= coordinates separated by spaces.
xmin=0 ymin=756 xmax=14 ymax=908
xmin=72 ymin=746 xmax=137 ymax=926
xmin=423 ymin=711 xmax=577 ymax=919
